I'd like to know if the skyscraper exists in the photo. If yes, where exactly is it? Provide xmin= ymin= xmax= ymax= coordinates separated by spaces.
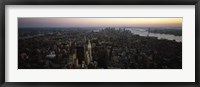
xmin=84 ymin=37 xmax=92 ymax=65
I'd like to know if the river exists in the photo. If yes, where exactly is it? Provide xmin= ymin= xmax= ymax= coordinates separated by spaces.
xmin=125 ymin=28 xmax=182 ymax=42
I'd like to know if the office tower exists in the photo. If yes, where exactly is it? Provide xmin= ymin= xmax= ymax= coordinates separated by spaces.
xmin=84 ymin=37 xmax=93 ymax=65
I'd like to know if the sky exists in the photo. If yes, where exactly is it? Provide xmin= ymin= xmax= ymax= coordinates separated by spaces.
xmin=18 ymin=18 xmax=182 ymax=28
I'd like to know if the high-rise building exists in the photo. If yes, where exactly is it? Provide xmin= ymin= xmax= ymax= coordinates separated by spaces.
xmin=75 ymin=58 xmax=79 ymax=68
xmin=76 ymin=46 xmax=84 ymax=64
xmin=84 ymin=37 xmax=93 ymax=65
xmin=68 ymin=41 xmax=77 ymax=67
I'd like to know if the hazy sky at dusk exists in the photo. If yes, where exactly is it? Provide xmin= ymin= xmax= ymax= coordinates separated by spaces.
xmin=18 ymin=18 xmax=182 ymax=28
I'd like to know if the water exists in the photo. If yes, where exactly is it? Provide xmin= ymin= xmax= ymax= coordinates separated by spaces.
xmin=125 ymin=28 xmax=182 ymax=42
xmin=19 ymin=28 xmax=182 ymax=42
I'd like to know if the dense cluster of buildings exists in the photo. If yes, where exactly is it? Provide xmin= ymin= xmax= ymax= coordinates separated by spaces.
xmin=18 ymin=27 xmax=182 ymax=69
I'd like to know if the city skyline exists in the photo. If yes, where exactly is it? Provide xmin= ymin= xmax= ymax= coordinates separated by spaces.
xmin=18 ymin=17 xmax=182 ymax=69
xmin=18 ymin=18 xmax=182 ymax=28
